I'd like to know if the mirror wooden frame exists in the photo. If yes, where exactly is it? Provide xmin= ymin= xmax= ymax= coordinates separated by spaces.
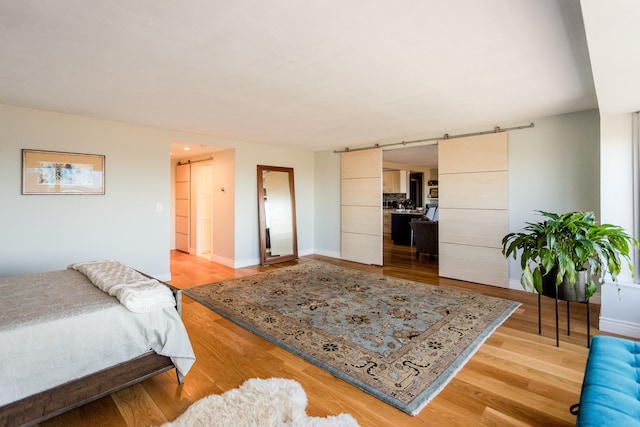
xmin=257 ymin=165 xmax=298 ymax=265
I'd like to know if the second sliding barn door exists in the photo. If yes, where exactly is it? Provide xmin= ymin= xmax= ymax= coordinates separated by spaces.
xmin=438 ymin=133 xmax=508 ymax=287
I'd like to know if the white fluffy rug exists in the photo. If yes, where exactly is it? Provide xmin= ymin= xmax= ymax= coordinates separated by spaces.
xmin=159 ymin=378 xmax=360 ymax=427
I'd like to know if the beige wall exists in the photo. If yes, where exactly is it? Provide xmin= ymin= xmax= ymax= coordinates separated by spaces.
xmin=506 ymin=110 xmax=600 ymax=288
xmin=232 ymin=140 xmax=315 ymax=267
xmin=0 ymin=104 xmax=173 ymax=278
xmin=0 ymin=103 xmax=315 ymax=277
xmin=0 ymin=103 xmax=602 ymax=282
xmin=313 ymin=150 xmax=341 ymax=258
xmin=598 ymin=112 xmax=639 ymax=336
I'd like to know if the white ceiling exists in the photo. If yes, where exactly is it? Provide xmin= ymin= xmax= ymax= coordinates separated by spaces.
xmin=383 ymin=143 xmax=439 ymax=169
xmin=0 ymin=1 xmax=637 ymax=166
xmin=581 ymin=0 xmax=640 ymax=115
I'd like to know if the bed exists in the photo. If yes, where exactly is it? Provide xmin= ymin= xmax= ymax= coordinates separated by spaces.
xmin=0 ymin=261 xmax=196 ymax=427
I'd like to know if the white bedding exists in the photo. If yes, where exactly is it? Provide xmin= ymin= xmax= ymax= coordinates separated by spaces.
xmin=68 ymin=260 xmax=177 ymax=313
xmin=0 ymin=269 xmax=196 ymax=406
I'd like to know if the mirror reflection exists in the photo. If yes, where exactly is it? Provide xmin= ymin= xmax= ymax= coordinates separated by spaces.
xmin=257 ymin=165 xmax=298 ymax=265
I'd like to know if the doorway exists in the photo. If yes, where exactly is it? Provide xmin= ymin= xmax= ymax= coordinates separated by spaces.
xmin=382 ymin=145 xmax=437 ymax=265
xmin=410 ymin=172 xmax=423 ymax=208
xmin=174 ymin=160 xmax=214 ymax=258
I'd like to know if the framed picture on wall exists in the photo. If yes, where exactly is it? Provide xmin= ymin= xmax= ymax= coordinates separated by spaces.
xmin=22 ymin=149 xmax=105 ymax=195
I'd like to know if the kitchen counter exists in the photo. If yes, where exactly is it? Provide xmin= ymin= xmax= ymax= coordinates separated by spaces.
xmin=388 ymin=209 xmax=424 ymax=215
xmin=390 ymin=211 xmax=423 ymax=245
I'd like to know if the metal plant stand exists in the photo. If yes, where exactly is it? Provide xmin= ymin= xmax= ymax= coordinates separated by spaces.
xmin=538 ymin=286 xmax=590 ymax=348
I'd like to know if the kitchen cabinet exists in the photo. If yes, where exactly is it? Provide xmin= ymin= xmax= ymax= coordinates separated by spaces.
xmin=383 ymin=170 xmax=407 ymax=193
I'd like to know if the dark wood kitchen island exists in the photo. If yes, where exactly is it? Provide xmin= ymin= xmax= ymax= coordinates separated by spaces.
xmin=391 ymin=211 xmax=423 ymax=246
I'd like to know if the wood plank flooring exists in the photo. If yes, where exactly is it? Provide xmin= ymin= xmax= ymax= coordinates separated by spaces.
xmin=40 ymin=240 xmax=608 ymax=426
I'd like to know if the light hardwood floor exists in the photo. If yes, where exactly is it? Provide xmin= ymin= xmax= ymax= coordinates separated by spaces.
xmin=42 ymin=241 xmax=606 ymax=426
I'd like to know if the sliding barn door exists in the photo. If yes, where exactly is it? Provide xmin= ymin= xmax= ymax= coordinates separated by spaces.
xmin=341 ymin=149 xmax=383 ymax=265
xmin=175 ymin=163 xmax=190 ymax=253
xmin=196 ymin=164 xmax=214 ymax=257
xmin=438 ymin=133 xmax=508 ymax=287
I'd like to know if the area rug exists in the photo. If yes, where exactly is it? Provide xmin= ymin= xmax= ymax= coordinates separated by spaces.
xmin=158 ymin=378 xmax=359 ymax=427
xmin=185 ymin=261 xmax=520 ymax=415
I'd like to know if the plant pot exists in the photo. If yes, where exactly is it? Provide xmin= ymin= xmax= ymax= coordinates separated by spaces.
xmin=541 ymin=269 xmax=589 ymax=302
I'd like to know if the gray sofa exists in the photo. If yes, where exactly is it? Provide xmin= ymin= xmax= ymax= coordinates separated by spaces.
xmin=409 ymin=218 xmax=438 ymax=259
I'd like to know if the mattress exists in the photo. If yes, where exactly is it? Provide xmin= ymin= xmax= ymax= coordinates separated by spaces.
xmin=0 ymin=269 xmax=195 ymax=406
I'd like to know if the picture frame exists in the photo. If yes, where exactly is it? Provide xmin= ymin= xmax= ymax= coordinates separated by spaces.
xmin=22 ymin=149 xmax=105 ymax=195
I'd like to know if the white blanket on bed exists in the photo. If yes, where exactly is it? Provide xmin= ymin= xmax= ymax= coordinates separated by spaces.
xmin=68 ymin=260 xmax=176 ymax=313
xmin=0 ymin=269 xmax=196 ymax=406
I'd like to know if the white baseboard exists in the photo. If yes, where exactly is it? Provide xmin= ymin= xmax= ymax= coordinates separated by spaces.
xmin=507 ymin=278 xmax=524 ymax=291
xmin=208 ymin=254 xmax=237 ymax=268
xmin=313 ymin=249 xmax=342 ymax=259
xmin=599 ymin=282 xmax=640 ymax=339
xmin=599 ymin=316 xmax=640 ymax=339
xmin=234 ymin=257 xmax=261 ymax=268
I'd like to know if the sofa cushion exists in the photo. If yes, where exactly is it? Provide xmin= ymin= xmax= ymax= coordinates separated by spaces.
xmin=576 ymin=335 xmax=640 ymax=426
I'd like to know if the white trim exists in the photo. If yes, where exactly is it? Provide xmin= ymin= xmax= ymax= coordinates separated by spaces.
xmin=296 ymin=248 xmax=314 ymax=257
xmin=599 ymin=316 xmax=640 ymax=339
xmin=599 ymin=282 xmax=640 ymax=338
xmin=209 ymin=254 xmax=235 ymax=268
xmin=313 ymin=249 xmax=342 ymax=259
xmin=508 ymin=278 xmax=523 ymax=291
xmin=234 ymin=258 xmax=260 ymax=268
xmin=633 ymin=111 xmax=640 ymax=283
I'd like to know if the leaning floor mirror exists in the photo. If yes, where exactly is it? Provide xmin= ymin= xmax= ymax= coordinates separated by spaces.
xmin=257 ymin=165 xmax=299 ymax=265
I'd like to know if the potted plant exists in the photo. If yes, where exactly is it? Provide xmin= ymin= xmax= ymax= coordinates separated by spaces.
xmin=501 ymin=210 xmax=638 ymax=301
xmin=402 ymin=199 xmax=415 ymax=209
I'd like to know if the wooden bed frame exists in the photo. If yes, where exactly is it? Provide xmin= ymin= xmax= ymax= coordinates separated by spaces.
xmin=0 ymin=352 xmax=178 ymax=427
xmin=0 ymin=281 xmax=185 ymax=427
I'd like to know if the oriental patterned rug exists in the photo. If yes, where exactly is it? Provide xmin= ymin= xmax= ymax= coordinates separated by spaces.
xmin=184 ymin=261 xmax=520 ymax=415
